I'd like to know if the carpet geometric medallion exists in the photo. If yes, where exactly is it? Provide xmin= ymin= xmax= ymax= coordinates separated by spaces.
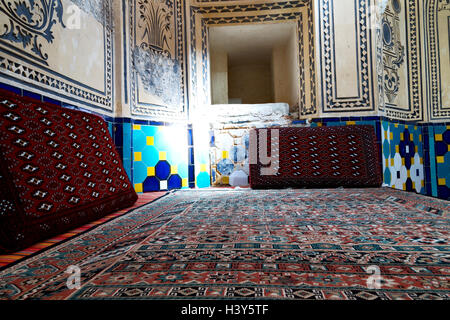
xmin=0 ymin=188 xmax=449 ymax=300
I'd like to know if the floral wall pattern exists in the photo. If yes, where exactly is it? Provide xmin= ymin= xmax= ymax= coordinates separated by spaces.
xmin=378 ymin=0 xmax=423 ymax=121
xmin=0 ymin=0 xmax=65 ymax=63
xmin=128 ymin=0 xmax=186 ymax=120
xmin=0 ymin=0 xmax=114 ymax=113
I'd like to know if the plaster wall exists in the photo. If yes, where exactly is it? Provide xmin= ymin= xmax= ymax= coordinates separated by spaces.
xmin=210 ymin=50 xmax=228 ymax=104
xmin=228 ymin=64 xmax=273 ymax=104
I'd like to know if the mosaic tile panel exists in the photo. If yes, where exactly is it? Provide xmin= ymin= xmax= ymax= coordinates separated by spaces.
xmin=429 ymin=124 xmax=450 ymax=200
xmin=193 ymin=123 xmax=211 ymax=189
xmin=381 ymin=121 xmax=425 ymax=194
xmin=132 ymin=124 xmax=189 ymax=192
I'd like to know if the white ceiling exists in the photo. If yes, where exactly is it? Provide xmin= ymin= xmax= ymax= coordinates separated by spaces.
xmin=208 ymin=22 xmax=296 ymax=66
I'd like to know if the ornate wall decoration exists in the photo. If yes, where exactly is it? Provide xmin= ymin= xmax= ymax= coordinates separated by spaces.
xmin=188 ymin=0 xmax=316 ymax=116
xmin=437 ymin=0 xmax=450 ymax=11
xmin=138 ymin=0 xmax=173 ymax=54
xmin=424 ymin=0 xmax=450 ymax=121
xmin=379 ymin=0 xmax=423 ymax=121
xmin=0 ymin=0 xmax=65 ymax=64
xmin=381 ymin=14 xmax=405 ymax=104
xmin=129 ymin=0 xmax=186 ymax=119
xmin=0 ymin=0 xmax=115 ymax=113
xmin=318 ymin=0 xmax=375 ymax=113
xmin=381 ymin=120 xmax=425 ymax=194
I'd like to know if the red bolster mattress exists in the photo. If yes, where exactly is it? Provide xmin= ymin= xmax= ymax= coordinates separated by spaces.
xmin=0 ymin=89 xmax=137 ymax=253
xmin=249 ymin=125 xmax=382 ymax=189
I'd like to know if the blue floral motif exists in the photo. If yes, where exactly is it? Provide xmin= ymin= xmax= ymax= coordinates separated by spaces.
xmin=0 ymin=0 xmax=65 ymax=62
xmin=216 ymin=159 xmax=234 ymax=176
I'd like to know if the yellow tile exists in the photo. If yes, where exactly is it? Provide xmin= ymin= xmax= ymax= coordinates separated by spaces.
xmin=435 ymin=134 xmax=443 ymax=141
xmin=438 ymin=178 xmax=446 ymax=185
xmin=317 ymin=122 xmax=323 ymax=127
xmin=134 ymin=152 xmax=142 ymax=162
xmin=400 ymin=133 xmax=404 ymax=141
xmin=410 ymin=133 xmax=413 ymax=141
xmin=384 ymin=131 xmax=388 ymax=140
xmin=401 ymin=157 xmax=405 ymax=166
xmin=222 ymin=151 xmax=229 ymax=159
xmin=407 ymin=169 xmax=410 ymax=177
xmin=415 ymin=145 xmax=418 ymax=153
xmin=182 ymin=178 xmax=188 ymax=187
xmin=200 ymin=164 xmax=207 ymax=172
xmin=147 ymin=167 xmax=155 ymax=176
xmin=414 ymin=126 xmax=417 ymax=130
xmin=412 ymin=181 xmax=415 ymax=190
xmin=385 ymin=159 xmax=389 ymax=167
xmin=222 ymin=176 xmax=229 ymax=184
xmin=390 ymin=132 xmax=393 ymax=140
xmin=420 ymin=157 xmax=423 ymax=164
xmin=437 ymin=156 xmax=445 ymax=163
xmin=402 ymin=183 xmax=406 ymax=190
xmin=421 ymin=180 xmax=425 ymax=187
xmin=411 ymin=157 xmax=415 ymax=165
xmin=448 ymin=145 xmax=450 ymax=152
xmin=390 ymin=158 xmax=394 ymax=166
xmin=395 ymin=145 xmax=399 ymax=153
xmin=171 ymin=165 xmax=178 ymax=174
xmin=447 ymin=125 xmax=450 ymax=130
xmin=147 ymin=136 xmax=154 ymax=146
xmin=405 ymin=125 xmax=409 ymax=129
xmin=419 ymin=134 xmax=422 ymax=142
xmin=134 ymin=183 xmax=143 ymax=193
xmin=394 ymin=123 xmax=398 ymax=128
xmin=346 ymin=121 xmax=356 ymax=125
xmin=133 ymin=124 xmax=141 ymax=130
xmin=159 ymin=151 xmax=167 ymax=160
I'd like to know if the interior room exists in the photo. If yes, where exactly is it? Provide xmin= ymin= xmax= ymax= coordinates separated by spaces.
xmin=0 ymin=0 xmax=449 ymax=302
xmin=209 ymin=22 xmax=299 ymax=107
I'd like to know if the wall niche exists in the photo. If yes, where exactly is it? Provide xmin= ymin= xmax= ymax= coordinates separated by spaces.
xmin=208 ymin=23 xmax=299 ymax=112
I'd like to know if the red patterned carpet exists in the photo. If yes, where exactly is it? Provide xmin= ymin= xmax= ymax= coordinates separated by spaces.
xmin=0 ymin=192 xmax=166 ymax=269
xmin=0 ymin=188 xmax=449 ymax=300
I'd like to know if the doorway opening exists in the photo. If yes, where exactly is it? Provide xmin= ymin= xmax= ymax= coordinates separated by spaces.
xmin=208 ymin=22 xmax=299 ymax=109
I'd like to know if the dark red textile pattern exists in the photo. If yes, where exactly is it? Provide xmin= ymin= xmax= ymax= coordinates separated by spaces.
xmin=0 ymin=89 xmax=138 ymax=253
xmin=249 ymin=125 xmax=382 ymax=189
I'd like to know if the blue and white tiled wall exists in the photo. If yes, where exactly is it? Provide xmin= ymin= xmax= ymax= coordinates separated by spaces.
xmin=380 ymin=121 xmax=425 ymax=194
xmin=304 ymin=116 xmax=448 ymax=200
xmin=0 ymin=82 xmax=211 ymax=193
xmin=115 ymin=120 xmax=211 ymax=192
xmin=425 ymin=124 xmax=450 ymax=200
xmin=131 ymin=123 xmax=189 ymax=192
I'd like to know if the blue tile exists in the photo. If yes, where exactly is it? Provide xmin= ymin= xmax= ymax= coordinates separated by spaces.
xmin=322 ymin=118 xmax=340 ymax=123
xmin=189 ymin=147 xmax=194 ymax=165
xmin=23 ymin=90 xmax=41 ymax=101
xmin=188 ymin=129 xmax=193 ymax=146
xmin=188 ymin=165 xmax=195 ymax=183
xmin=168 ymin=174 xmax=182 ymax=190
xmin=155 ymin=160 xmax=171 ymax=180
xmin=43 ymin=96 xmax=61 ymax=106
xmin=143 ymin=176 xmax=160 ymax=192
xmin=0 ymin=82 xmax=21 ymax=95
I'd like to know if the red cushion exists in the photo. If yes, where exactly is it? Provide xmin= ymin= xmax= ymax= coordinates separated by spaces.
xmin=0 ymin=89 xmax=137 ymax=253
xmin=249 ymin=125 xmax=382 ymax=189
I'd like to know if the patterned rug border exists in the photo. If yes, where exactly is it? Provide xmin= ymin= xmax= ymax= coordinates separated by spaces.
xmin=0 ymin=187 xmax=449 ymax=300
xmin=1 ymin=186 xmax=447 ymax=275
xmin=0 ymin=192 xmax=168 ymax=272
